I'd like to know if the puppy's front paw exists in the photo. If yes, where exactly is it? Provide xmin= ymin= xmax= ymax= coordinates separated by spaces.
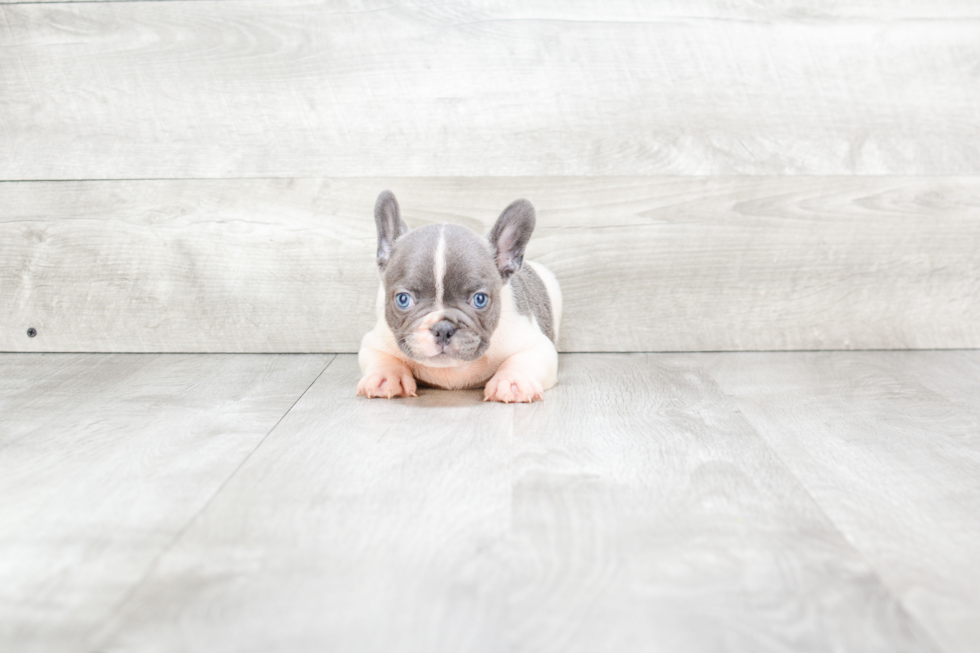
xmin=357 ymin=367 xmax=418 ymax=399
xmin=484 ymin=370 xmax=544 ymax=404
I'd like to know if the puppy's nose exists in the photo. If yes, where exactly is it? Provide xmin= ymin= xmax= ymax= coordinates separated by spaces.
xmin=430 ymin=320 xmax=457 ymax=346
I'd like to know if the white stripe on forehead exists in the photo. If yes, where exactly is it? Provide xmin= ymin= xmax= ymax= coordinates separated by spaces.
xmin=433 ymin=226 xmax=446 ymax=309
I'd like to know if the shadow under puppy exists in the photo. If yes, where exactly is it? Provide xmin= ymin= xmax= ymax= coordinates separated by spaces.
xmin=357 ymin=191 xmax=562 ymax=403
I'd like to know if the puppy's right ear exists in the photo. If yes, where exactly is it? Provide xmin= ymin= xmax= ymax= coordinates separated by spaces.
xmin=374 ymin=190 xmax=408 ymax=271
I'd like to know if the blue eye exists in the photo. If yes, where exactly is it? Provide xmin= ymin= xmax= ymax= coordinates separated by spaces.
xmin=395 ymin=292 xmax=413 ymax=309
xmin=472 ymin=292 xmax=489 ymax=309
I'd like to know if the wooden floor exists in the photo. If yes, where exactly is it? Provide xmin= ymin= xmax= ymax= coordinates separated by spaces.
xmin=2 ymin=352 xmax=978 ymax=653
xmin=4 ymin=4 xmax=976 ymax=650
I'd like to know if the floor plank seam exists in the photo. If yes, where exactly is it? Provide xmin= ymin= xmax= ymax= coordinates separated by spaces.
xmin=85 ymin=353 xmax=338 ymax=646
xmin=708 ymin=377 xmax=947 ymax=652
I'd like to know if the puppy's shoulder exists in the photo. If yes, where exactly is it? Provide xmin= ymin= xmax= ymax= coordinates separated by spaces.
xmin=508 ymin=261 xmax=561 ymax=343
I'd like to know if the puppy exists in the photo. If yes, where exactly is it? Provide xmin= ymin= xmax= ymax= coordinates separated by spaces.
xmin=357 ymin=190 xmax=562 ymax=403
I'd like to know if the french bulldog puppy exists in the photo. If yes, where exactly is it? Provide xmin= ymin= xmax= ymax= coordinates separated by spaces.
xmin=357 ymin=190 xmax=561 ymax=403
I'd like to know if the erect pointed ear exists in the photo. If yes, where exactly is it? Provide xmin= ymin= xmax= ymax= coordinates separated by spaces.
xmin=374 ymin=190 xmax=409 ymax=271
xmin=488 ymin=198 xmax=535 ymax=280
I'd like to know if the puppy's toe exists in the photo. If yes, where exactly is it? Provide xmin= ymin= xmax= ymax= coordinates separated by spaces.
xmin=400 ymin=373 xmax=418 ymax=397
xmin=484 ymin=371 xmax=543 ymax=404
xmin=357 ymin=369 xmax=416 ymax=399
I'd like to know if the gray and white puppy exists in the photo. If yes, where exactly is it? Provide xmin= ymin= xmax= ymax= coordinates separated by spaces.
xmin=357 ymin=190 xmax=561 ymax=403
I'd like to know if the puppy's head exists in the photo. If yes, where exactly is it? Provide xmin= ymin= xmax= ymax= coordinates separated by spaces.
xmin=373 ymin=190 xmax=535 ymax=367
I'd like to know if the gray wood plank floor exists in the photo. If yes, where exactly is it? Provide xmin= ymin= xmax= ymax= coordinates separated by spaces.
xmin=0 ymin=353 xmax=333 ymax=653
xmin=701 ymin=351 xmax=980 ymax=653
xmin=3 ymin=352 xmax=978 ymax=652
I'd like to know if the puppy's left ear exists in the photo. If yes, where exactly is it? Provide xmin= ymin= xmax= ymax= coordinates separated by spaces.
xmin=488 ymin=199 xmax=535 ymax=280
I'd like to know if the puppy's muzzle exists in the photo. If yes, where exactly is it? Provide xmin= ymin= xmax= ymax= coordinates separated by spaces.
xmin=430 ymin=319 xmax=457 ymax=346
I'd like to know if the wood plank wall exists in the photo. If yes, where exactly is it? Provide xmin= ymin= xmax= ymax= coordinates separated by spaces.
xmin=2 ymin=1 xmax=978 ymax=352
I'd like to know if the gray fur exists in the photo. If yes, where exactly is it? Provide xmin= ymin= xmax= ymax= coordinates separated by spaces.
xmin=373 ymin=190 xmax=549 ymax=362
xmin=382 ymin=223 xmax=502 ymax=362
xmin=383 ymin=225 xmax=439 ymax=312
xmin=442 ymin=224 xmax=499 ymax=306
xmin=374 ymin=190 xmax=408 ymax=270
xmin=510 ymin=264 xmax=555 ymax=343
xmin=487 ymin=199 xmax=535 ymax=279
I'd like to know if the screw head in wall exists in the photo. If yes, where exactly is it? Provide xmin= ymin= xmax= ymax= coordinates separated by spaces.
xmin=27 ymin=328 xmax=37 ymax=338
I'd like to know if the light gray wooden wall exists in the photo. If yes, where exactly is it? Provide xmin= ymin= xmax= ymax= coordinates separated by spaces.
xmin=2 ymin=1 xmax=978 ymax=352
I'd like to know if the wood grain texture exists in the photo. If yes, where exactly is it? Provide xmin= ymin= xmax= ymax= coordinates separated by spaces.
xmin=4 ymin=1 xmax=980 ymax=13
xmin=87 ymin=354 xmax=937 ymax=653
xmin=2 ymin=1 xmax=980 ymax=178
xmin=702 ymin=350 xmax=980 ymax=653
xmin=94 ymin=355 xmax=515 ymax=653
xmin=0 ymin=352 xmax=332 ymax=653
xmin=2 ymin=176 xmax=978 ymax=353
xmin=506 ymin=353 xmax=935 ymax=653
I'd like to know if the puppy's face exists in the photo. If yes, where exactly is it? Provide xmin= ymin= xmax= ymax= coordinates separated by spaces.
xmin=372 ymin=191 xmax=535 ymax=367
xmin=384 ymin=225 xmax=501 ymax=366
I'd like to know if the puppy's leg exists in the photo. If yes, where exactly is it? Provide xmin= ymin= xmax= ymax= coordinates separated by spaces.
xmin=357 ymin=347 xmax=418 ymax=399
xmin=484 ymin=339 xmax=558 ymax=404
